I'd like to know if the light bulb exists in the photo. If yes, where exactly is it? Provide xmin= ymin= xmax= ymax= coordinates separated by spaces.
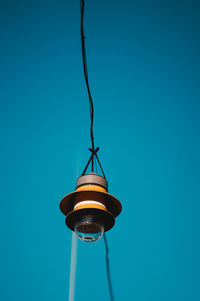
xmin=75 ymin=215 xmax=104 ymax=242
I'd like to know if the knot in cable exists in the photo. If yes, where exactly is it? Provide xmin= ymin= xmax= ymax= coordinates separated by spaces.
xmin=89 ymin=147 xmax=99 ymax=155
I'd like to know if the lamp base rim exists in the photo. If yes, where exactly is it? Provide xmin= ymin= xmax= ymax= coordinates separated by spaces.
xmin=65 ymin=208 xmax=115 ymax=232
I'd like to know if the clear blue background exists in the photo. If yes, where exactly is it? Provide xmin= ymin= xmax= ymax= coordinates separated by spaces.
xmin=1 ymin=0 xmax=200 ymax=300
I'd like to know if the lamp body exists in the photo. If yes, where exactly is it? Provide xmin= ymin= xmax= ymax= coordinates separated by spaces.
xmin=60 ymin=173 xmax=122 ymax=241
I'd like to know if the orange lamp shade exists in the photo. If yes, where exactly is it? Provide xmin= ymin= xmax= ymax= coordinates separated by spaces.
xmin=60 ymin=173 xmax=122 ymax=232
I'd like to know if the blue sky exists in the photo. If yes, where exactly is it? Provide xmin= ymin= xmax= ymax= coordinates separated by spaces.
xmin=1 ymin=0 xmax=200 ymax=300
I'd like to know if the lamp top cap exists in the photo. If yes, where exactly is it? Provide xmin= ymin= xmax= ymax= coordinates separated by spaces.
xmin=76 ymin=172 xmax=108 ymax=191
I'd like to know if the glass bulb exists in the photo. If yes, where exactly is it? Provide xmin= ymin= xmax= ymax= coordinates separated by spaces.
xmin=75 ymin=215 xmax=104 ymax=243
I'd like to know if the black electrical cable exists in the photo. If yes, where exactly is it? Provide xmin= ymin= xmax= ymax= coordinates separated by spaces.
xmin=94 ymin=155 xmax=98 ymax=174
xmin=104 ymin=233 xmax=114 ymax=301
xmin=79 ymin=2 xmax=115 ymax=301
xmin=80 ymin=0 xmax=95 ymax=171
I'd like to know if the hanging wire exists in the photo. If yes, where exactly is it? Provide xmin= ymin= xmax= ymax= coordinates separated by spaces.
xmin=80 ymin=0 xmax=95 ymax=168
xmin=80 ymin=0 xmax=106 ymax=179
xmin=79 ymin=1 xmax=114 ymax=300
xmin=94 ymin=154 xmax=98 ymax=174
xmin=104 ymin=233 xmax=114 ymax=301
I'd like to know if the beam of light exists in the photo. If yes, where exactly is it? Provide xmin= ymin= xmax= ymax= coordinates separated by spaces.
xmin=68 ymin=232 xmax=77 ymax=301
xmin=68 ymin=155 xmax=80 ymax=301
